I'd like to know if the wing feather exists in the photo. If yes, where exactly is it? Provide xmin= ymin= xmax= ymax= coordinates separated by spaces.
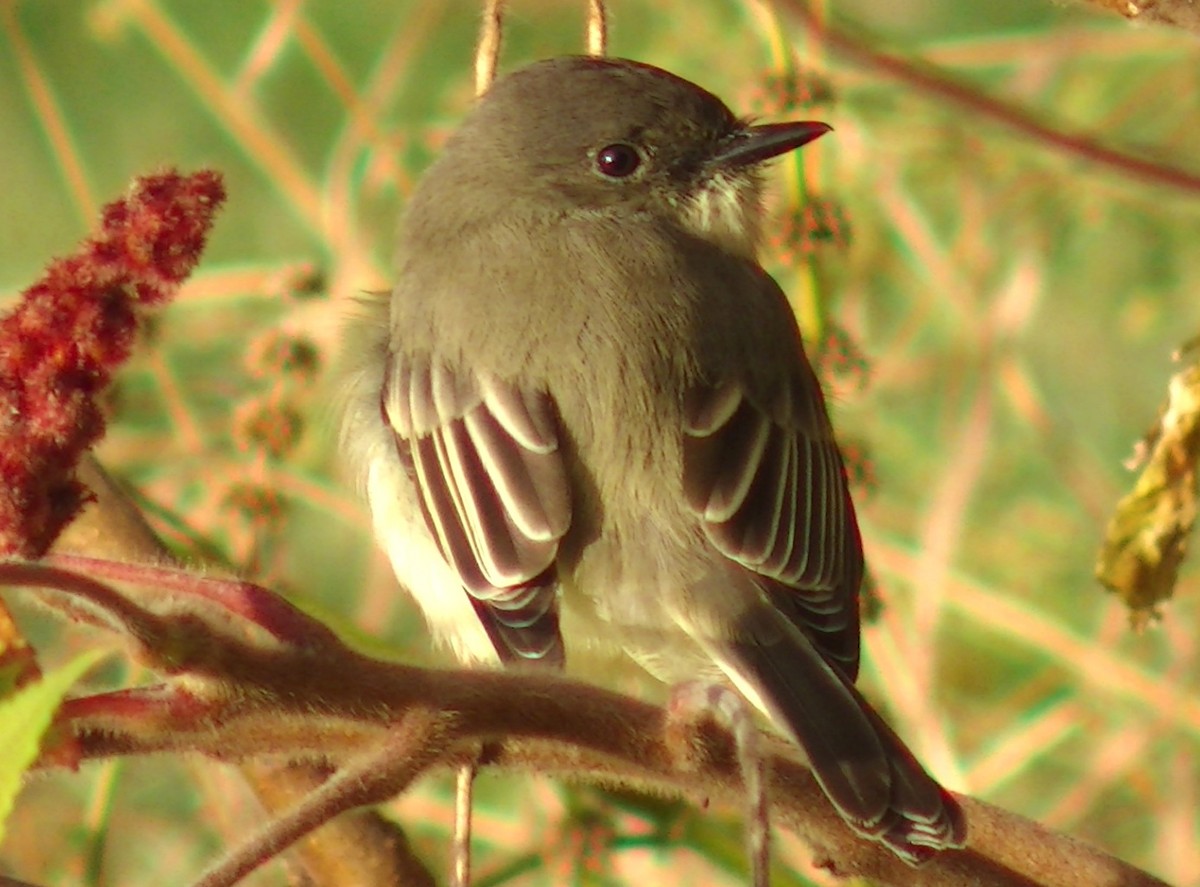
xmin=705 ymin=403 xmax=771 ymax=523
xmin=760 ymin=436 xmax=799 ymax=575
xmin=481 ymin=376 xmax=560 ymax=453
xmin=683 ymin=381 xmax=863 ymax=674
xmin=383 ymin=352 xmax=570 ymax=665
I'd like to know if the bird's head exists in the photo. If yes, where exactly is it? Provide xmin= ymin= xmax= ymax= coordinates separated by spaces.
xmin=420 ymin=56 xmax=830 ymax=260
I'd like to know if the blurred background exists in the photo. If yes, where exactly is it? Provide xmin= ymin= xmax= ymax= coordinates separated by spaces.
xmin=1 ymin=0 xmax=1198 ymax=884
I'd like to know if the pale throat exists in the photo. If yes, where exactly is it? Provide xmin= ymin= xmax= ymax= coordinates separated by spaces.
xmin=676 ymin=172 xmax=764 ymax=261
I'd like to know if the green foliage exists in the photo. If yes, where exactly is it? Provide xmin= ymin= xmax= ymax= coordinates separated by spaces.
xmin=0 ymin=650 xmax=105 ymax=845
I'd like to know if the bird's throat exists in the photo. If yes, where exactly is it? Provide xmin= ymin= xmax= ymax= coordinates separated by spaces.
xmin=677 ymin=172 xmax=763 ymax=261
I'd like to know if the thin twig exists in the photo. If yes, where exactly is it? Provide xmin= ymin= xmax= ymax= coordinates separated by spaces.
xmin=192 ymin=708 xmax=451 ymax=887
xmin=475 ymin=0 xmax=505 ymax=96
xmin=586 ymin=0 xmax=607 ymax=56
xmin=451 ymin=762 xmax=476 ymax=887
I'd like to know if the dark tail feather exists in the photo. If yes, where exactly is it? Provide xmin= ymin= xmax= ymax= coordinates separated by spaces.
xmin=726 ymin=622 xmax=966 ymax=863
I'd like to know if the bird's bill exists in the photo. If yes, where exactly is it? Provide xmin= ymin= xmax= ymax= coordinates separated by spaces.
xmin=710 ymin=121 xmax=832 ymax=168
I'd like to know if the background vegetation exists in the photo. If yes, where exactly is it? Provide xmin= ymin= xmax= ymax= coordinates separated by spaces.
xmin=1 ymin=0 xmax=1197 ymax=884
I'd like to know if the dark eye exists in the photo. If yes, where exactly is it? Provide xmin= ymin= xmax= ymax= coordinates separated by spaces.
xmin=595 ymin=144 xmax=641 ymax=178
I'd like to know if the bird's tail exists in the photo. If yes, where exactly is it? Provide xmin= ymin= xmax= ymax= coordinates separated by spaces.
xmin=722 ymin=621 xmax=966 ymax=863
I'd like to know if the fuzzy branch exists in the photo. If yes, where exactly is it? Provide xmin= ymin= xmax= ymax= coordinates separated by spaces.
xmin=3 ymin=557 xmax=1171 ymax=887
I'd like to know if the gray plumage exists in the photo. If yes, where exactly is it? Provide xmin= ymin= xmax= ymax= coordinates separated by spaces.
xmin=342 ymin=55 xmax=965 ymax=861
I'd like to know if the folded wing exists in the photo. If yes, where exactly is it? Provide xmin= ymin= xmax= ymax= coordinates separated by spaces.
xmin=682 ymin=381 xmax=861 ymax=672
xmin=682 ymin=380 xmax=965 ymax=858
xmin=383 ymin=352 xmax=571 ymax=665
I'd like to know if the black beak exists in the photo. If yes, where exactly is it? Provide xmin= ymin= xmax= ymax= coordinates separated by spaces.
xmin=710 ymin=121 xmax=832 ymax=168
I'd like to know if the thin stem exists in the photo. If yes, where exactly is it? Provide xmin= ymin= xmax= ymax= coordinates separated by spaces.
xmin=475 ymin=0 xmax=505 ymax=96
xmin=586 ymin=0 xmax=608 ymax=56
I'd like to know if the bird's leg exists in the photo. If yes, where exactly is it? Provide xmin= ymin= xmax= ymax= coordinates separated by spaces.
xmin=665 ymin=682 xmax=771 ymax=887
xmin=451 ymin=760 xmax=476 ymax=887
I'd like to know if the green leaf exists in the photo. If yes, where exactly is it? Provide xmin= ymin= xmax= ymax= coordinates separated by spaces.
xmin=0 ymin=649 xmax=106 ymax=844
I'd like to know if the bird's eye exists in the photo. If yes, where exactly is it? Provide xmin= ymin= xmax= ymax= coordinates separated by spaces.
xmin=595 ymin=144 xmax=641 ymax=178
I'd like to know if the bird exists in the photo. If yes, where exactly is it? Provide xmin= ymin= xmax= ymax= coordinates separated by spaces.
xmin=341 ymin=54 xmax=966 ymax=865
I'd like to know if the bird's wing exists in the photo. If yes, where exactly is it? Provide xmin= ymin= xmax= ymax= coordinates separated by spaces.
xmin=382 ymin=351 xmax=571 ymax=666
xmin=678 ymin=381 xmax=966 ymax=856
xmin=681 ymin=379 xmax=863 ymax=676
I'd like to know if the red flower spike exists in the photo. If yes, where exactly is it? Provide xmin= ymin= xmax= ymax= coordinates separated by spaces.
xmin=0 ymin=169 xmax=226 ymax=558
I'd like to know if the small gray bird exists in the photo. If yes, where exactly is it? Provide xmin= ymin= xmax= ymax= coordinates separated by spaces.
xmin=343 ymin=55 xmax=965 ymax=862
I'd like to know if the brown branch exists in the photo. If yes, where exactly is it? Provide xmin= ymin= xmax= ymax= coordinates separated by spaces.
xmin=7 ymin=558 xmax=1169 ymax=887
xmin=45 ymin=461 xmax=431 ymax=887
xmin=66 ymin=664 xmax=1174 ymax=887
xmin=193 ymin=708 xmax=454 ymax=887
